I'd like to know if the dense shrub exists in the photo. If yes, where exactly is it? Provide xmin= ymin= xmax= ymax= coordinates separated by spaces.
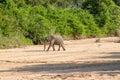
xmin=82 ymin=0 xmax=120 ymax=35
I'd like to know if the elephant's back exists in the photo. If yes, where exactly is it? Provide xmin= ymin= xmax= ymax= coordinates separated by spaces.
xmin=54 ymin=35 xmax=64 ymax=44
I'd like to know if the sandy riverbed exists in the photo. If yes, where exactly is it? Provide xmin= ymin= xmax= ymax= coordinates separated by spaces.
xmin=0 ymin=37 xmax=120 ymax=80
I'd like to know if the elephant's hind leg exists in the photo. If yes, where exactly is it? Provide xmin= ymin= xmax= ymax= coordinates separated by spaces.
xmin=58 ymin=44 xmax=61 ymax=51
xmin=61 ymin=44 xmax=66 ymax=51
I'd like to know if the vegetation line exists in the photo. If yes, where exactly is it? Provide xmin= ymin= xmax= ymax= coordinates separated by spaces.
xmin=0 ymin=0 xmax=120 ymax=48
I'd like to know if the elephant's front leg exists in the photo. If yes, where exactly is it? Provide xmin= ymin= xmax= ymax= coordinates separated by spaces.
xmin=47 ymin=40 xmax=55 ymax=51
xmin=52 ymin=44 xmax=55 ymax=51
xmin=46 ymin=43 xmax=51 ymax=51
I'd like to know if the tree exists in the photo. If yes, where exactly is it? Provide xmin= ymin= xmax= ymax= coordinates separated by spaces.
xmin=113 ymin=0 xmax=120 ymax=6
xmin=82 ymin=0 xmax=120 ymax=35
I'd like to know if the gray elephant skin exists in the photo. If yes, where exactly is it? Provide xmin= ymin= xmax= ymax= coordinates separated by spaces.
xmin=44 ymin=35 xmax=66 ymax=51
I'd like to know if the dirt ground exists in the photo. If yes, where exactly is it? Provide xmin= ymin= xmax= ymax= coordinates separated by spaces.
xmin=0 ymin=37 xmax=120 ymax=80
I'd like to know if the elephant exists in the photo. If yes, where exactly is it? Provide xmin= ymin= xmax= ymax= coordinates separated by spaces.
xmin=44 ymin=35 xmax=66 ymax=51
xmin=116 ymin=29 xmax=120 ymax=37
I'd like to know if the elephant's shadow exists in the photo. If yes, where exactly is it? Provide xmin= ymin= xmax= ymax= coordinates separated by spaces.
xmin=24 ymin=50 xmax=44 ymax=52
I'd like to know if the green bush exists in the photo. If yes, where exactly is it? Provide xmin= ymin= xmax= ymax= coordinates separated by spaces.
xmin=82 ymin=0 xmax=120 ymax=36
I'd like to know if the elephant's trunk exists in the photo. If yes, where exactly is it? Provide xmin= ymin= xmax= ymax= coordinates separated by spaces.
xmin=44 ymin=39 xmax=46 ymax=51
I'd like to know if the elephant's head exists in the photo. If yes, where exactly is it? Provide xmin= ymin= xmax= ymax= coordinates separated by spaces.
xmin=44 ymin=35 xmax=54 ymax=51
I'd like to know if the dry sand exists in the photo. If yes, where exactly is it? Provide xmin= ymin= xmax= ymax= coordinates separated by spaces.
xmin=0 ymin=37 xmax=120 ymax=80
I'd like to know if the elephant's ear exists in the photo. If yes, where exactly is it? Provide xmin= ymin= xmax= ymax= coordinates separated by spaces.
xmin=51 ymin=35 xmax=54 ymax=39
xmin=45 ymin=37 xmax=48 ymax=41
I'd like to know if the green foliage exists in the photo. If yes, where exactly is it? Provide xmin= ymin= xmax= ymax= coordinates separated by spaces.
xmin=82 ymin=0 xmax=120 ymax=35
xmin=0 ymin=31 xmax=32 ymax=49
xmin=0 ymin=0 xmax=120 ymax=48
xmin=65 ymin=8 xmax=101 ymax=38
